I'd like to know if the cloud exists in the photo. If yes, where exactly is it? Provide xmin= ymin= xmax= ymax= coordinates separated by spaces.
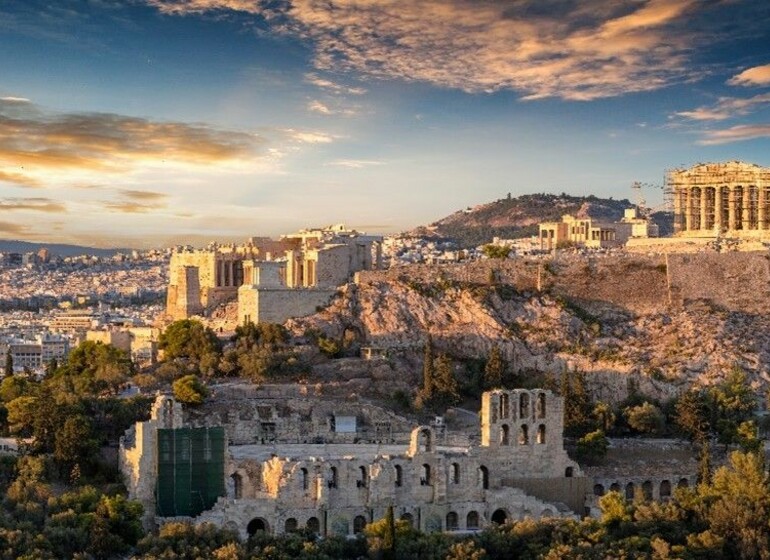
xmin=0 ymin=96 xmax=31 ymax=103
xmin=0 ymin=197 xmax=66 ymax=213
xmin=0 ymin=97 xmax=267 ymax=188
xmin=307 ymin=100 xmax=331 ymax=115
xmin=728 ymin=64 xmax=770 ymax=87
xmin=119 ymin=189 xmax=169 ymax=202
xmin=147 ymin=0 xmax=713 ymax=100
xmin=326 ymin=159 xmax=384 ymax=169
xmin=675 ymin=93 xmax=770 ymax=121
xmin=698 ymin=124 xmax=770 ymax=145
xmin=282 ymin=128 xmax=335 ymax=144
xmin=305 ymin=73 xmax=367 ymax=96
xmin=102 ymin=202 xmax=159 ymax=214
xmin=0 ymin=220 xmax=31 ymax=236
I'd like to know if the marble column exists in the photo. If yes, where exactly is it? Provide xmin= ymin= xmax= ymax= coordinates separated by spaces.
xmin=743 ymin=186 xmax=750 ymax=229
xmin=700 ymin=187 xmax=708 ymax=232
xmin=728 ymin=187 xmax=736 ymax=231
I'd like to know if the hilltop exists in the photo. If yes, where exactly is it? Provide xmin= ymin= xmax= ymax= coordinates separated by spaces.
xmin=0 ymin=239 xmax=131 ymax=257
xmin=410 ymin=193 xmax=672 ymax=247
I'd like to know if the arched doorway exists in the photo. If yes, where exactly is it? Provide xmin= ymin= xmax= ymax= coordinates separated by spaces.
xmin=446 ymin=511 xmax=459 ymax=531
xmin=491 ymin=509 xmax=507 ymax=524
xmin=306 ymin=517 xmax=320 ymax=534
xmin=466 ymin=511 xmax=480 ymax=529
xmin=353 ymin=515 xmax=367 ymax=534
xmin=247 ymin=518 xmax=269 ymax=536
xmin=284 ymin=518 xmax=298 ymax=533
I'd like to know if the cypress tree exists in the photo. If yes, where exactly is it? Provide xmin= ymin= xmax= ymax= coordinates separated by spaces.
xmin=484 ymin=345 xmax=505 ymax=389
xmin=4 ymin=352 xmax=12 ymax=377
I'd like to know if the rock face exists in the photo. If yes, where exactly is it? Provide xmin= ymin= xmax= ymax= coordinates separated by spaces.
xmin=289 ymin=253 xmax=770 ymax=403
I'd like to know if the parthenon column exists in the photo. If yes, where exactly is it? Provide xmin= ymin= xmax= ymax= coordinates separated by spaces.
xmin=728 ymin=187 xmax=736 ymax=231
xmin=743 ymin=186 xmax=750 ymax=229
xmin=759 ymin=187 xmax=766 ymax=230
xmin=674 ymin=190 xmax=682 ymax=233
xmin=700 ymin=188 xmax=708 ymax=232
xmin=684 ymin=190 xmax=693 ymax=231
xmin=714 ymin=187 xmax=722 ymax=232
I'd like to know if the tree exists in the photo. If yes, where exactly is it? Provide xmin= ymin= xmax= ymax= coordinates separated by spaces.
xmin=592 ymin=402 xmax=616 ymax=432
xmin=433 ymin=353 xmax=460 ymax=409
xmin=61 ymin=340 xmax=133 ymax=394
xmin=415 ymin=336 xmax=435 ymax=409
xmin=576 ymin=429 xmax=609 ymax=463
xmin=561 ymin=370 xmax=592 ymax=437
xmin=53 ymin=414 xmax=98 ymax=477
xmin=675 ymin=390 xmax=710 ymax=442
xmin=173 ymin=374 xmax=208 ymax=405
xmin=483 ymin=346 xmax=505 ymax=389
xmin=159 ymin=319 xmax=222 ymax=376
xmin=482 ymin=245 xmax=511 ymax=259
xmin=625 ymin=402 xmax=665 ymax=434
xmin=4 ymin=352 xmax=12 ymax=376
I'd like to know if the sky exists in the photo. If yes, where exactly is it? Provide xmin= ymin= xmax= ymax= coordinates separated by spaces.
xmin=1 ymin=0 xmax=769 ymax=248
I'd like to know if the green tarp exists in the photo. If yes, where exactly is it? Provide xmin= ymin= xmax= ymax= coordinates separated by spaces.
xmin=156 ymin=427 xmax=225 ymax=517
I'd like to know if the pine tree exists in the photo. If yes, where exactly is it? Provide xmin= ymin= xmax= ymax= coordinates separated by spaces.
xmin=483 ymin=345 xmax=505 ymax=389
xmin=383 ymin=505 xmax=396 ymax=560
xmin=698 ymin=440 xmax=712 ymax=485
xmin=415 ymin=335 xmax=435 ymax=409
xmin=4 ymin=352 xmax=13 ymax=377
xmin=433 ymin=353 xmax=460 ymax=409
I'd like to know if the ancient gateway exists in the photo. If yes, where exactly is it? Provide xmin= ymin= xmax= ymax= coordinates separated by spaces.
xmin=671 ymin=161 xmax=770 ymax=237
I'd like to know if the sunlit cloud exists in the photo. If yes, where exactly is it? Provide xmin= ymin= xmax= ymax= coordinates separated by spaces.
xmin=102 ymin=201 xmax=160 ymax=214
xmin=0 ymin=96 xmax=31 ymax=103
xmin=698 ymin=124 xmax=770 ymax=145
xmin=0 ymin=220 xmax=32 ymax=236
xmin=305 ymin=73 xmax=367 ymax=96
xmin=148 ymin=0 xmax=707 ymax=100
xmin=0 ymin=97 xmax=268 ymax=188
xmin=728 ymin=64 xmax=770 ymax=87
xmin=326 ymin=159 xmax=384 ymax=169
xmin=307 ymin=100 xmax=331 ymax=115
xmin=120 ymin=189 xmax=169 ymax=202
xmin=674 ymin=93 xmax=770 ymax=121
xmin=282 ymin=128 xmax=335 ymax=144
xmin=0 ymin=197 xmax=67 ymax=213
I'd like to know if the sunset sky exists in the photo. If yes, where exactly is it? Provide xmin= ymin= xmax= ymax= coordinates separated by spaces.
xmin=1 ymin=0 xmax=770 ymax=247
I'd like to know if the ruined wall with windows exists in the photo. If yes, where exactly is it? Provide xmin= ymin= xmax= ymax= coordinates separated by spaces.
xmin=121 ymin=387 xmax=587 ymax=538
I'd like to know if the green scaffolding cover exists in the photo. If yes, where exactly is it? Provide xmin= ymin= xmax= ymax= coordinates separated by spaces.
xmin=156 ymin=427 xmax=225 ymax=517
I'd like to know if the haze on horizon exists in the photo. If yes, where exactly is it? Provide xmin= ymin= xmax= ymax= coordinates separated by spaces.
xmin=1 ymin=0 xmax=769 ymax=248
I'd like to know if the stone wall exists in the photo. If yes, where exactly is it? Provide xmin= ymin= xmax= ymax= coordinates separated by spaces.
xmin=237 ymin=287 xmax=336 ymax=326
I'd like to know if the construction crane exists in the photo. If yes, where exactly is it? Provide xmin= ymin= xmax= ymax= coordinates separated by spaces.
xmin=631 ymin=180 xmax=671 ymax=218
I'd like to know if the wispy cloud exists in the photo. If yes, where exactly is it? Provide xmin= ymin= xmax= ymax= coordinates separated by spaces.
xmin=0 ymin=96 xmax=31 ymax=103
xmin=728 ymin=64 xmax=770 ymax=87
xmin=305 ymin=73 xmax=367 ymax=96
xmin=326 ymin=159 xmax=384 ymax=169
xmin=307 ymin=100 xmax=331 ymax=115
xmin=102 ymin=201 xmax=159 ymax=214
xmin=306 ymin=99 xmax=359 ymax=117
xmin=0 ymin=197 xmax=66 ymax=213
xmin=0 ymin=220 xmax=32 ymax=237
xmin=119 ymin=189 xmax=169 ymax=202
xmin=698 ymin=124 xmax=770 ymax=145
xmin=148 ymin=0 xmax=712 ymax=101
xmin=674 ymin=93 xmax=770 ymax=121
xmin=0 ymin=97 xmax=267 ymax=188
xmin=283 ymin=128 xmax=335 ymax=144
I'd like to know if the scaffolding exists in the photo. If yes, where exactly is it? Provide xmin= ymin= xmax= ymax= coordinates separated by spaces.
xmin=156 ymin=427 xmax=226 ymax=517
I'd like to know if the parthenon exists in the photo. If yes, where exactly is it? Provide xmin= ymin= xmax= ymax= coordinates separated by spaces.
xmin=670 ymin=161 xmax=770 ymax=237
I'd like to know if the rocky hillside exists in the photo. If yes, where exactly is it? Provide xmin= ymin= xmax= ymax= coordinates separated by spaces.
xmin=410 ymin=193 xmax=672 ymax=247
xmin=287 ymin=255 xmax=770 ymax=404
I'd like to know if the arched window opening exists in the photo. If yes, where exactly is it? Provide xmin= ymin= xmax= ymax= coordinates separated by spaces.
xmin=593 ymin=484 xmax=605 ymax=497
xmin=500 ymin=424 xmax=510 ymax=445
xmin=479 ymin=466 xmax=489 ymax=490
xmin=395 ymin=465 xmax=403 ymax=487
xmin=540 ymin=509 xmax=553 ymax=519
xmin=678 ymin=478 xmax=689 ymax=489
xmin=660 ymin=480 xmax=671 ymax=499
xmin=400 ymin=513 xmax=414 ymax=527
xmin=247 ymin=518 xmax=268 ymax=536
xmin=420 ymin=429 xmax=432 ymax=452
xmin=451 ymin=463 xmax=460 ymax=484
xmin=466 ymin=511 xmax=480 ymax=529
xmin=306 ymin=517 xmax=320 ymax=534
xmin=328 ymin=466 xmax=338 ymax=489
xmin=536 ymin=393 xmax=546 ymax=419
xmin=353 ymin=515 xmax=367 ymax=534
xmin=357 ymin=466 xmax=367 ymax=488
xmin=536 ymin=424 xmax=546 ymax=444
xmin=642 ymin=480 xmax=653 ymax=501
xmin=518 ymin=425 xmax=529 ymax=445
xmin=446 ymin=511 xmax=459 ymax=531
xmin=232 ymin=473 xmax=243 ymax=499
xmin=491 ymin=509 xmax=507 ymax=525
xmin=301 ymin=467 xmax=309 ymax=490
xmin=499 ymin=393 xmax=509 ymax=419
xmin=519 ymin=393 xmax=530 ymax=418
xmin=625 ymin=482 xmax=635 ymax=500
xmin=565 ymin=466 xmax=574 ymax=478
xmin=421 ymin=464 xmax=431 ymax=486
xmin=284 ymin=518 xmax=298 ymax=533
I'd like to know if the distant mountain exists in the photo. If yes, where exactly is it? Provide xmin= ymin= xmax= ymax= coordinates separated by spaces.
xmin=0 ymin=239 xmax=132 ymax=257
xmin=410 ymin=193 xmax=673 ymax=247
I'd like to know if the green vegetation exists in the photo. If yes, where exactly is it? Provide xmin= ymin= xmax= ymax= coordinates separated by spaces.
xmin=482 ymin=245 xmax=511 ymax=259
xmin=172 ymin=374 xmax=208 ymax=405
